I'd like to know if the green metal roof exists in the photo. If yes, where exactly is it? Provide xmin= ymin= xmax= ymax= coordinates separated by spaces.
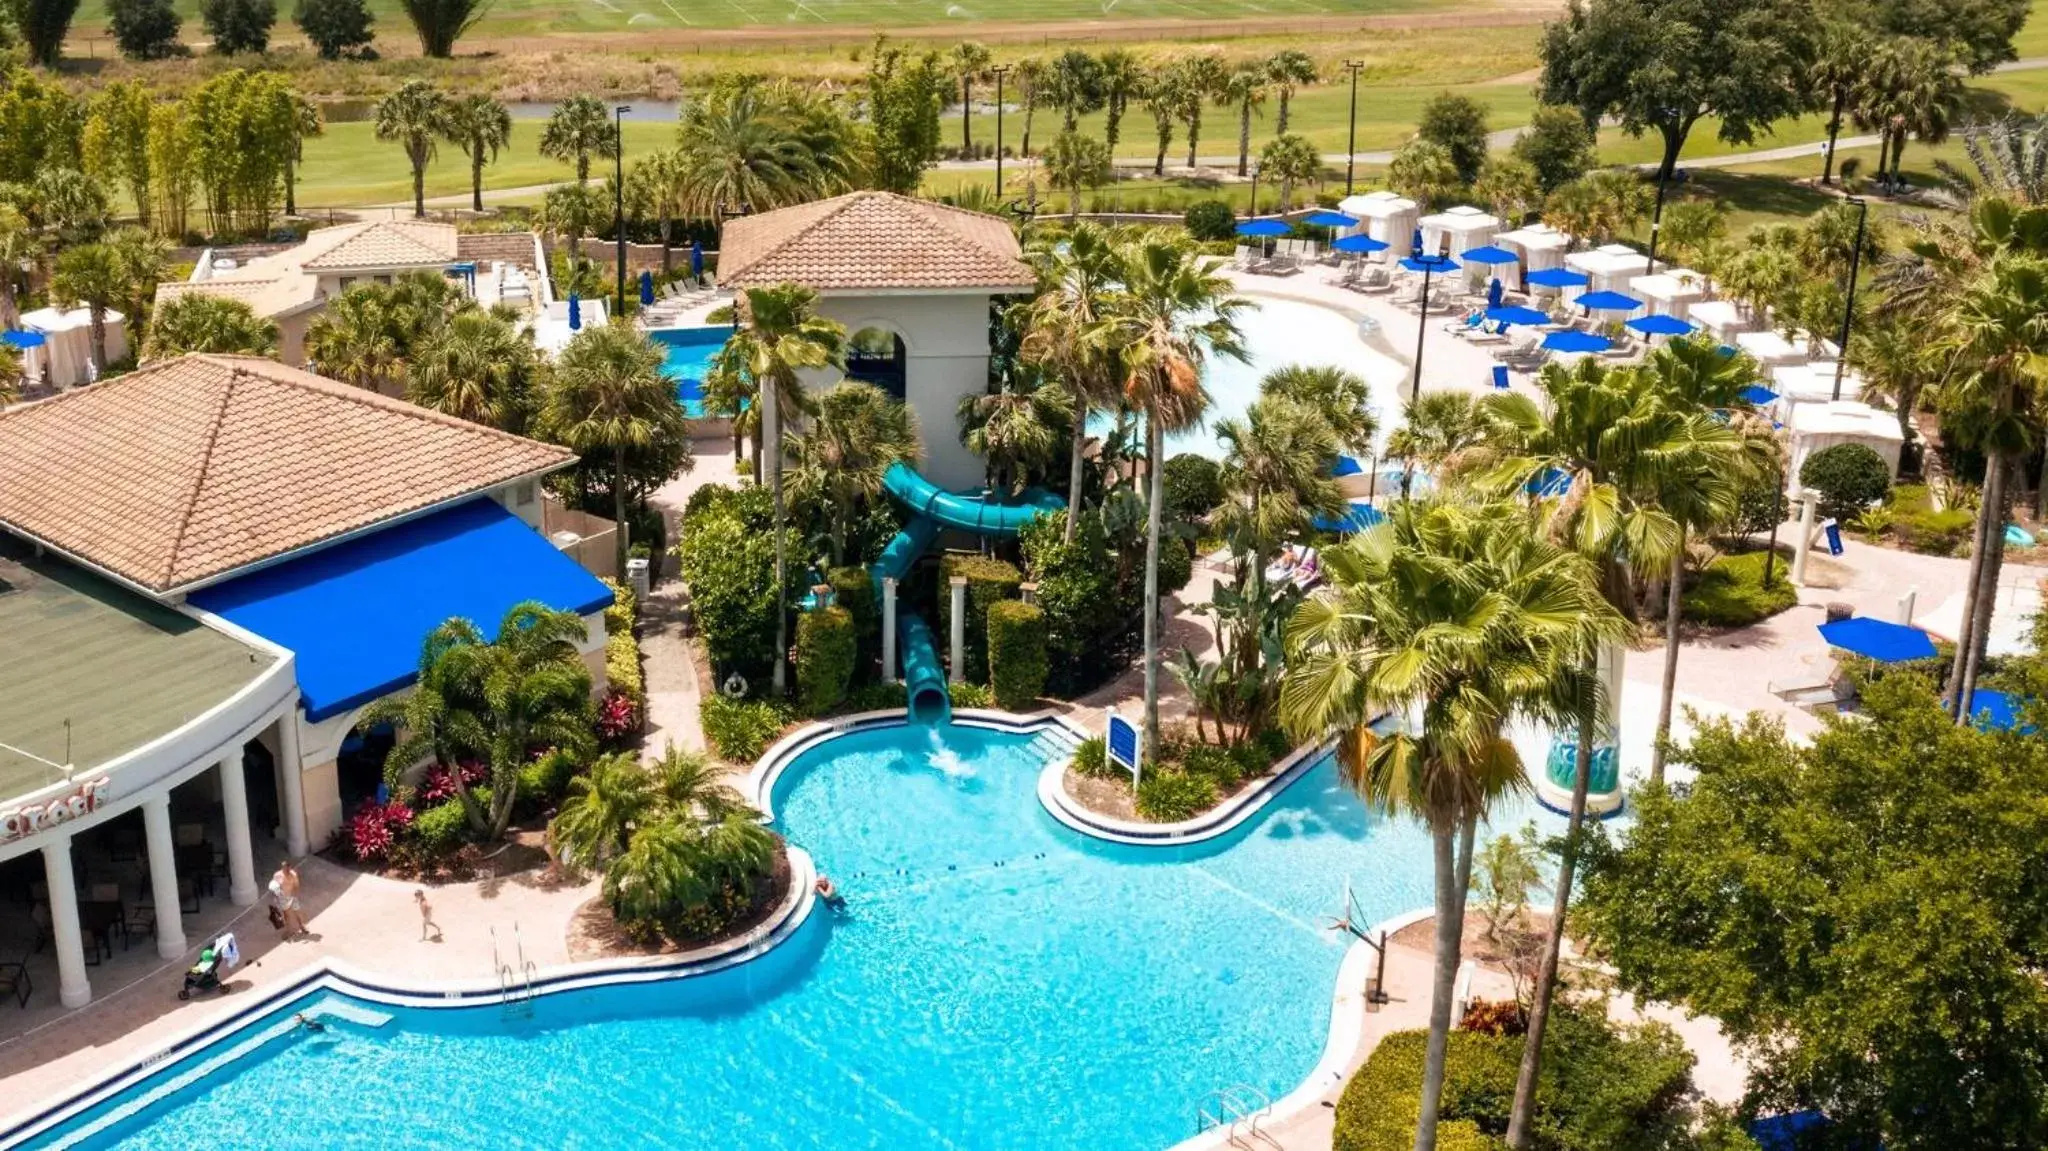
xmin=0 ymin=539 xmax=276 ymax=803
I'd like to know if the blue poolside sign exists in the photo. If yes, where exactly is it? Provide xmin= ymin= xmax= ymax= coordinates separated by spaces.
xmin=1106 ymin=711 xmax=1141 ymax=782
xmin=1822 ymin=518 xmax=1843 ymax=556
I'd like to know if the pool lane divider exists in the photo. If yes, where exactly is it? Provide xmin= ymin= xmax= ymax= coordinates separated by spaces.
xmin=0 ymin=846 xmax=823 ymax=1151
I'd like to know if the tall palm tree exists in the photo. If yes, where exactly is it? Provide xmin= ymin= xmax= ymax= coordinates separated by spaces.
xmin=1386 ymin=389 xmax=1484 ymax=484
xmin=0 ymin=205 xmax=34 ymax=331
xmin=1214 ymin=393 xmax=1343 ymax=688
xmin=543 ymin=323 xmax=689 ymax=580
xmin=1261 ymin=363 xmax=1377 ymax=460
xmin=674 ymin=89 xmax=821 ymax=222
xmin=1280 ymin=497 xmax=1621 ymax=1151
xmin=540 ymin=181 xmax=604 ymax=276
xmin=1013 ymin=57 xmax=1046 ymax=158
xmin=721 ymin=284 xmax=848 ymax=695
xmin=1175 ymin=54 xmax=1227 ymax=170
xmin=447 ymin=94 xmax=513 ymax=213
xmin=950 ymin=41 xmax=992 ymax=154
xmin=551 ymin=750 xmax=657 ymax=871
xmin=1219 ymin=62 xmax=1268 ymax=179
xmin=375 ymin=81 xmax=452 ymax=219
xmin=144 ymin=295 xmax=279 ymax=360
xmin=1091 ymin=239 xmax=1247 ymax=762
xmin=1259 ymin=133 xmax=1321 ymax=214
xmin=787 ymin=380 xmax=920 ymax=565
xmin=1043 ymin=129 xmax=1112 ymax=222
xmin=1811 ymin=22 xmax=1871 ymax=186
xmin=1265 ymin=49 xmax=1318 ymax=134
xmin=306 ymin=287 xmax=401 ymax=390
xmin=1143 ymin=69 xmax=1178 ymax=177
xmin=541 ymin=95 xmax=619 ymax=185
xmin=284 ymin=91 xmax=323 ymax=218
xmin=408 ymin=308 xmax=536 ymax=431
xmin=959 ymin=372 xmax=1072 ymax=497
xmin=1017 ymin=223 xmax=1124 ymax=541
xmin=1043 ymin=49 xmax=1104 ymax=133
xmin=627 ymin=148 xmax=689 ymax=275
xmin=105 ymin=225 xmax=170 ymax=329
xmin=1098 ymin=48 xmax=1142 ymax=154
xmin=50 ymin=243 xmax=123 ymax=372
xmin=1852 ymin=322 xmax=1934 ymax=445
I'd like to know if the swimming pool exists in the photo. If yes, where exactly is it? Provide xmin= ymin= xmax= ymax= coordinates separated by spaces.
xmin=651 ymin=325 xmax=734 ymax=419
xmin=24 ymin=720 xmax=1516 ymax=1151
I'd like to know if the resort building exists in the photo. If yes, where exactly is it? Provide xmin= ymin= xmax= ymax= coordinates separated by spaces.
xmin=0 ymin=355 xmax=612 ymax=1009
xmin=717 ymin=191 xmax=1036 ymax=492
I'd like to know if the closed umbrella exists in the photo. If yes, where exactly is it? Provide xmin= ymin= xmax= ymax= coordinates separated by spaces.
xmin=568 ymin=293 xmax=582 ymax=331
xmin=1542 ymin=329 xmax=1611 ymax=353
xmin=1302 ymin=210 xmax=1358 ymax=228
xmin=639 ymin=270 xmax=655 ymax=307
xmin=690 ymin=242 xmax=705 ymax=284
xmin=1526 ymin=267 xmax=1590 ymax=289
xmin=1626 ymin=313 xmax=1696 ymax=336
xmin=1486 ymin=278 xmax=1504 ymax=309
xmin=1575 ymin=290 xmax=1642 ymax=312
xmin=1332 ymin=234 xmax=1389 ymax=255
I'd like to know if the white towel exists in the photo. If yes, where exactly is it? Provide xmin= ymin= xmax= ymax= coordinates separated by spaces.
xmin=218 ymin=933 xmax=240 ymax=970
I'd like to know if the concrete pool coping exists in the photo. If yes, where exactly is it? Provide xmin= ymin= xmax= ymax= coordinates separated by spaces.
xmin=1037 ymin=737 xmax=1338 ymax=846
xmin=0 ymin=846 xmax=821 ymax=1150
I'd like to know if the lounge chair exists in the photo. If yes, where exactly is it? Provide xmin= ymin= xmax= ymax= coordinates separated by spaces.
xmin=1233 ymin=244 xmax=1252 ymax=270
xmin=0 ymin=949 xmax=27 ymax=1007
xmin=1769 ymin=658 xmax=1854 ymax=713
xmin=1291 ymin=546 xmax=1323 ymax=589
xmin=1356 ymin=265 xmax=1395 ymax=293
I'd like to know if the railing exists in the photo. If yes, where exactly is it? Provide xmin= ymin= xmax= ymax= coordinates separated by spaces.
xmin=1195 ymin=1083 xmax=1276 ymax=1149
xmin=490 ymin=924 xmax=539 ymax=1018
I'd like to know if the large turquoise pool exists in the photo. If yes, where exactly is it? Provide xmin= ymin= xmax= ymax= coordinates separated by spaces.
xmin=25 ymin=721 xmax=1496 ymax=1151
xmin=652 ymin=325 xmax=733 ymax=419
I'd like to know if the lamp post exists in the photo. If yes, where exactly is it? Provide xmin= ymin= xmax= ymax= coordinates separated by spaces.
xmin=992 ymin=65 xmax=1012 ymax=200
xmin=1343 ymin=60 xmax=1364 ymax=196
xmin=1643 ymin=164 xmax=1671 ymax=275
xmin=1832 ymin=196 xmax=1869 ymax=401
xmin=1403 ymin=245 xmax=1448 ymax=498
xmin=613 ymin=104 xmax=630 ymax=317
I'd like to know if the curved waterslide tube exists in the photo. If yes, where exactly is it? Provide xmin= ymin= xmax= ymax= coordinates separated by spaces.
xmin=873 ymin=463 xmax=1062 ymax=724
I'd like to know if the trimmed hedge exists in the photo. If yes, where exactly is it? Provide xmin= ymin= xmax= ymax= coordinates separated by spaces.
xmin=937 ymin=554 xmax=1023 ymax=684
xmin=1334 ymin=1029 xmax=1520 ymax=1151
xmin=1183 ymin=200 xmax=1237 ymax=241
xmin=413 ymin=800 xmax=469 ymax=852
xmin=1799 ymin=442 xmax=1891 ymax=522
xmin=847 ymin=681 xmax=906 ymax=712
xmin=796 ymin=606 xmax=856 ymax=715
xmin=605 ymin=630 xmax=645 ymax=711
xmin=987 ymin=600 xmax=1048 ymax=709
xmin=701 ymin=694 xmax=792 ymax=764
xmin=1681 ymin=551 xmax=1798 ymax=628
xmin=677 ymin=484 xmax=805 ymax=683
xmin=828 ymin=565 xmax=880 ymax=679
xmin=1135 ymin=769 xmax=1218 ymax=821
xmin=599 ymin=576 xmax=636 ymax=635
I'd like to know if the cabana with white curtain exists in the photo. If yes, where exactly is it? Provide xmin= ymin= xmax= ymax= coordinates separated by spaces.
xmin=1786 ymin=400 xmax=1905 ymax=500
xmin=1564 ymin=243 xmax=1651 ymax=295
xmin=19 ymin=306 xmax=126 ymax=388
xmin=1734 ymin=329 xmax=1809 ymax=369
xmin=1335 ymin=191 xmax=1419 ymax=262
xmin=1772 ymin=360 xmax=1867 ymax=427
xmin=1494 ymin=223 xmax=1571 ymax=285
xmin=1417 ymin=205 xmax=1500 ymax=261
xmin=1631 ymin=269 xmax=1708 ymax=320
xmin=1687 ymin=299 xmax=1751 ymax=343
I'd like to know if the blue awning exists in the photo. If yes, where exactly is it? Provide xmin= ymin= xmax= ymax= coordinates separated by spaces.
xmin=1817 ymin=617 xmax=1936 ymax=663
xmin=190 ymin=498 xmax=614 ymax=722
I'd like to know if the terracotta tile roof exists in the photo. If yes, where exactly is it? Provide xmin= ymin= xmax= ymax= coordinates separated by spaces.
xmin=0 ymin=355 xmax=575 ymax=593
xmin=300 ymin=221 xmax=460 ymax=270
xmin=153 ymin=272 xmax=320 ymax=320
xmin=718 ymin=191 xmax=1033 ymax=292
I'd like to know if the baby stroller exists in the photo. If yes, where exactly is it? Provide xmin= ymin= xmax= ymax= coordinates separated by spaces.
xmin=179 ymin=932 xmax=241 ymax=1000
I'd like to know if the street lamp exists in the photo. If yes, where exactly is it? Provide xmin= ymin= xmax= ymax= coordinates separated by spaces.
xmin=991 ymin=65 xmax=1012 ymax=200
xmin=1403 ymin=242 xmax=1454 ymax=496
xmin=1644 ymin=164 xmax=1671 ymax=274
xmin=614 ymin=104 xmax=630 ymax=317
xmin=1343 ymin=60 xmax=1364 ymax=196
xmin=1832 ymin=196 xmax=1869 ymax=401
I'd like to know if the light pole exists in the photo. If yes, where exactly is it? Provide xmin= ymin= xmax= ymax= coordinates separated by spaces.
xmin=1403 ymin=245 xmax=1452 ymax=496
xmin=1832 ymin=196 xmax=1869 ymax=401
xmin=1343 ymin=60 xmax=1364 ymax=196
xmin=1643 ymin=165 xmax=1671 ymax=274
xmin=614 ymin=104 xmax=630 ymax=317
xmin=992 ymin=65 xmax=1012 ymax=200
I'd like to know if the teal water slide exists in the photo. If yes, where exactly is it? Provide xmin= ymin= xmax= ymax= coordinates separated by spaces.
xmin=872 ymin=462 xmax=1064 ymax=724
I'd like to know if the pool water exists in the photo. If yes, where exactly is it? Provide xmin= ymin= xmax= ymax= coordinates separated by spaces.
xmin=34 ymin=722 xmax=1515 ymax=1151
xmin=651 ymin=325 xmax=734 ymax=419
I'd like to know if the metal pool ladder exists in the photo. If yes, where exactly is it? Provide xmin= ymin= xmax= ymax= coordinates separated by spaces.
xmin=1195 ymin=1083 xmax=1277 ymax=1149
xmin=491 ymin=923 xmax=539 ymax=1018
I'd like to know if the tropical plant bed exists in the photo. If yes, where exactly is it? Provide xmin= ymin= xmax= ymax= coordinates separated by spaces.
xmin=1678 ymin=548 xmax=1799 ymax=628
xmin=320 ymin=820 xmax=560 ymax=886
xmin=565 ymin=838 xmax=793 ymax=961
xmin=1062 ymin=725 xmax=1297 ymax=824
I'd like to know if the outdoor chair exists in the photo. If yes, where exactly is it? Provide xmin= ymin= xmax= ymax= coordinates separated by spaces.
xmin=1232 ymin=244 xmax=1252 ymax=269
xmin=1769 ymin=658 xmax=1855 ymax=713
xmin=0 ymin=950 xmax=28 ymax=1007
xmin=1357 ymin=266 xmax=1395 ymax=293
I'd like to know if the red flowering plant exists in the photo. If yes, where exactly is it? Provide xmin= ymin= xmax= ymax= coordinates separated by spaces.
xmin=596 ymin=687 xmax=642 ymax=742
xmin=345 ymin=800 xmax=416 ymax=862
xmin=421 ymin=760 xmax=487 ymax=803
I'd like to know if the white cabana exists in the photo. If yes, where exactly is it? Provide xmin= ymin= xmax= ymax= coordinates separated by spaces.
xmin=1631 ymin=269 xmax=1708 ymax=319
xmin=1418 ymin=205 xmax=1500 ymax=261
xmin=1771 ymin=360 xmax=1866 ymax=426
xmin=1687 ymin=299 xmax=1751 ymax=343
xmin=1733 ymin=329 xmax=1808 ymax=368
xmin=1564 ymin=243 xmax=1651 ymax=294
xmin=20 ymin=306 xmax=126 ymax=388
xmin=533 ymin=297 xmax=609 ymax=356
xmin=1786 ymin=400 xmax=1905 ymax=500
xmin=1494 ymin=223 xmax=1571 ymax=280
xmin=1336 ymin=191 xmax=1419 ymax=262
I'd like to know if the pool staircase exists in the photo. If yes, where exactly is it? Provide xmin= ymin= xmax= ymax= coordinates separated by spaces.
xmin=1024 ymin=724 xmax=1084 ymax=767
xmin=1195 ymin=1083 xmax=1278 ymax=1149
xmin=491 ymin=923 xmax=539 ymax=1019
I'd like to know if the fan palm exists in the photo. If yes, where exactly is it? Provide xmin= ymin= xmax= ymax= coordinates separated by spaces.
xmin=49 ymin=242 xmax=124 ymax=371
xmin=951 ymin=41 xmax=993 ymax=153
xmin=447 ymin=94 xmax=513 ymax=213
xmin=1043 ymin=49 xmax=1105 ymax=134
xmin=143 ymin=295 xmax=279 ymax=360
xmin=541 ymin=95 xmax=619 ymax=185
xmin=1214 ymin=394 xmax=1343 ymax=685
xmin=1098 ymin=49 xmax=1142 ymax=154
xmin=543 ymin=324 xmax=687 ymax=579
xmin=651 ymin=743 xmax=745 ymax=823
xmin=105 ymin=225 xmax=170 ymax=327
xmin=1174 ymin=54 xmax=1227 ymax=170
xmin=407 ymin=308 xmax=537 ymax=431
xmin=284 ymin=92 xmax=322 ymax=218
xmin=1016 ymin=223 xmax=1124 ymax=541
xmin=375 ymin=81 xmax=452 ymax=218
xmin=1258 ymin=133 xmax=1321 ymax=214
xmin=1262 ymin=364 xmax=1378 ymax=460
xmin=787 ymin=380 xmax=921 ymax=565
xmin=1043 ymin=129 xmax=1112 ymax=222
xmin=306 ymin=286 xmax=401 ymax=390
xmin=1280 ymin=497 xmax=1620 ymax=1151
xmin=674 ymin=89 xmax=821 ymax=221
xmin=551 ymin=751 xmax=657 ymax=871
xmin=959 ymin=371 xmax=1072 ymax=497
xmin=1219 ymin=62 xmax=1268 ymax=179
xmin=1386 ymin=389 xmax=1485 ymax=484
xmin=1265 ymin=49 xmax=1318 ymax=134
xmin=628 ymin=148 xmax=689 ymax=274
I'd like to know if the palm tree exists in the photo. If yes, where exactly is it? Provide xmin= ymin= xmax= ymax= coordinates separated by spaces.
xmin=306 ymin=287 xmax=401 ymax=390
xmin=105 ymin=225 xmax=170 ymax=328
xmin=1280 ymin=497 xmax=1621 ymax=1151
xmin=1261 ymin=363 xmax=1377 ymax=459
xmin=1386 ymin=389 xmax=1484 ymax=482
xmin=1017 ymin=223 xmax=1124 ymax=541
xmin=1174 ymin=54 xmax=1227 ymax=170
xmin=376 ymin=81 xmax=452 ymax=218
xmin=551 ymin=751 xmax=657 ymax=871
xmin=721 ymin=284 xmax=848 ymax=695
xmin=1043 ymin=49 xmax=1104 ymax=134
xmin=1143 ymin=70 xmax=1178 ymax=177
xmin=284 ymin=91 xmax=323 ymax=218
xmin=674 ymin=89 xmax=821 ymax=222
xmin=1214 ymin=394 xmax=1343 ymax=690
xmin=0 ymin=205 xmax=34 ymax=331
xmin=1812 ymin=21 xmax=1872 ymax=186
xmin=540 ymin=181 xmax=604 ymax=276
xmin=959 ymin=372 xmax=1072 ymax=497
xmin=1099 ymin=49 xmax=1142 ymax=155
xmin=543 ymin=323 xmax=689 ymax=580
xmin=1219 ymin=62 xmax=1268 ymax=179
xmin=1013 ymin=57 xmax=1046 ymax=158
xmin=1265 ymin=50 xmax=1318 ymax=134
xmin=1043 ymin=130 xmax=1112 ymax=221
xmin=1091 ymin=239 xmax=1247 ymax=762
xmin=50 ymin=243 xmax=123 ymax=371
xmin=651 ymin=742 xmax=745 ymax=822
xmin=626 ymin=148 xmax=689 ymax=275
xmin=950 ymin=41 xmax=992 ymax=154
xmin=144 ymin=295 xmax=279 ymax=360
xmin=787 ymin=380 xmax=920 ymax=565
xmin=1259 ymin=133 xmax=1321 ymax=213
xmin=0 ymin=345 xmax=18 ymax=404
xmin=1852 ymin=322 xmax=1934 ymax=445
xmin=408 ymin=308 xmax=536 ymax=431
xmin=1390 ymin=140 xmax=1464 ymax=211
xmin=541 ymin=95 xmax=618 ymax=185
xmin=446 ymin=94 xmax=513 ymax=213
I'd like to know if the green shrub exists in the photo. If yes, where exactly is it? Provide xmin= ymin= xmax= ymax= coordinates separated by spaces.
xmin=604 ymin=630 xmax=645 ymax=709
xmin=938 ymin=554 xmax=1022 ymax=685
xmin=1891 ymin=489 xmax=1977 ymax=556
xmin=412 ymin=800 xmax=469 ymax=853
xmin=678 ymin=485 xmax=806 ymax=683
xmin=1135 ymin=769 xmax=1218 ymax=821
xmin=1333 ymin=1029 xmax=1520 ymax=1151
xmin=847 ymin=681 xmax=906 ymax=712
xmin=828 ymin=566 xmax=880 ymax=679
xmin=517 ymin=748 xmax=580 ymax=813
xmin=1681 ymin=551 xmax=1798 ymax=627
xmin=987 ymin=600 xmax=1049 ymax=709
xmin=1071 ymin=736 xmax=1113 ymax=778
xmin=1020 ymin=509 xmax=1145 ymax=695
xmin=1229 ymin=742 xmax=1268 ymax=781
xmin=1157 ymin=534 xmax=1195 ymax=597
xmin=1163 ymin=453 xmax=1225 ymax=524
xmin=949 ymin=681 xmax=993 ymax=709
xmin=795 ymin=606 xmax=856 ymax=715
xmin=599 ymin=576 xmax=636 ymax=635
xmin=1799 ymin=442 xmax=1892 ymax=522
xmin=1180 ymin=743 xmax=1242 ymax=788
xmin=700 ymin=694 xmax=791 ymax=764
xmin=1183 ymin=200 xmax=1238 ymax=241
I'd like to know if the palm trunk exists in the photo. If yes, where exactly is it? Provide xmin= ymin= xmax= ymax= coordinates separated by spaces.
xmin=659 ymin=216 xmax=673 ymax=275
xmin=1154 ymin=118 xmax=1171 ymax=177
xmin=768 ymin=379 xmax=788 ymax=695
xmin=1958 ymin=456 xmax=2008 ymax=717
xmin=1873 ymin=134 xmax=1892 ymax=190
xmin=1415 ymin=823 xmax=1462 ymax=1151
xmin=1278 ymin=90 xmax=1292 ymax=134
xmin=1237 ymin=102 xmax=1252 ymax=177
xmin=1948 ymin=486 xmax=1994 ymax=716
xmin=1021 ymin=99 xmax=1036 ymax=158
xmin=413 ymin=162 xmax=427 ymax=219
xmin=1821 ymin=89 xmax=1846 ymax=184
xmin=1508 ymin=686 xmax=1596 ymax=1146
xmin=1186 ymin=111 xmax=1202 ymax=170
xmin=1649 ymin=543 xmax=1683 ymax=787
xmin=88 ymin=309 xmax=107 ymax=375
xmin=612 ymin=443 xmax=630 ymax=582
xmin=731 ymin=427 xmax=742 ymax=468
xmin=1065 ymin=408 xmax=1087 ymax=543
xmin=472 ymin=155 xmax=485 ymax=213
xmin=1 ymin=282 xmax=17 ymax=333
xmin=1142 ymin=407 xmax=1165 ymax=763
xmin=286 ymin=153 xmax=299 ymax=217
xmin=962 ymin=78 xmax=974 ymax=153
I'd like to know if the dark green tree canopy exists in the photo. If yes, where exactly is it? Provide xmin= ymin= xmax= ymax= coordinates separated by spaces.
xmin=1417 ymin=92 xmax=1491 ymax=186
xmin=107 ymin=0 xmax=183 ymax=60
xmin=5 ymin=0 xmax=80 ymax=65
xmin=294 ymin=0 xmax=374 ymax=60
xmin=1866 ymin=0 xmax=2028 ymax=72
xmin=199 ymin=0 xmax=276 ymax=54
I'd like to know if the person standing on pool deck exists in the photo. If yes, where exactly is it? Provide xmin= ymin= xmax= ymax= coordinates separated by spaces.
xmin=414 ymin=888 xmax=442 ymax=942
xmin=271 ymin=860 xmax=307 ymax=938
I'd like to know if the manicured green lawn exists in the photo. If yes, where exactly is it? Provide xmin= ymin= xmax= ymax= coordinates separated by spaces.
xmin=293 ymin=119 xmax=677 ymax=208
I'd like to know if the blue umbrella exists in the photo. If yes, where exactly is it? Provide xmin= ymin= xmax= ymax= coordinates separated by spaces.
xmin=690 ymin=242 xmax=705 ymax=281
xmin=1302 ymin=210 xmax=1358 ymax=227
xmin=1486 ymin=305 xmax=1550 ymax=326
xmin=1817 ymin=617 xmax=1936 ymax=663
xmin=1400 ymin=255 xmax=1459 ymax=274
xmin=1526 ymin=267 xmax=1590 ymax=289
xmin=1 ymin=329 xmax=45 ymax=349
xmin=1312 ymin=500 xmax=1385 ymax=534
xmin=568 ymin=293 xmax=582 ymax=331
xmin=1739 ymin=385 xmax=1779 ymax=406
xmin=1526 ymin=467 xmax=1572 ymax=497
xmin=1967 ymin=688 xmax=2028 ymax=732
xmin=1332 ymin=234 xmax=1390 ymax=254
xmin=1626 ymin=313 xmax=1696 ymax=336
xmin=1459 ymin=244 xmax=1520 ymax=265
xmin=1486 ymin=278 xmax=1504 ymax=309
xmin=1236 ymin=219 xmax=1292 ymax=237
xmin=1542 ymin=330 xmax=1612 ymax=353
xmin=1330 ymin=454 xmax=1365 ymax=477
xmin=639 ymin=269 xmax=655 ymax=307
xmin=1575 ymin=290 xmax=1643 ymax=312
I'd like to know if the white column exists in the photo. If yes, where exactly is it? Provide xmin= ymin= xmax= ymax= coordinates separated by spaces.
xmin=948 ymin=576 xmax=967 ymax=686
xmin=277 ymin=706 xmax=308 ymax=857
xmin=142 ymin=795 xmax=187 ymax=959
xmin=41 ymin=837 xmax=91 ymax=1008
xmin=1790 ymin=497 xmax=1820 ymax=586
xmin=880 ymin=577 xmax=898 ymax=685
xmin=218 ymin=753 xmax=258 ymax=906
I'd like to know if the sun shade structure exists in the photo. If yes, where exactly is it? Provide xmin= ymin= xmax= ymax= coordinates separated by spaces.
xmin=1332 ymin=234 xmax=1390 ymax=254
xmin=1575 ymin=290 xmax=1643 ymax=311
xmin=1236 ymin=219 xmax=1293 ymax=237
xmin=1626 ymin=313 xmax=1697 ymax=336
xmin=1525 ymin=267 xmax=1590 ymax=288
xmin=1331 ymin=454 xmax=1365 ymax=477
xmin=1 ymin=329 xmax=45 ymax=348
xmin=1740 ymin=385 xmax=1779 ymax=406
xmin=1487 ymin=305 xmax=1550 ymax=326
xmin=1542 ymin=330 xmax=1612 ymax=353
xmin=1459 ymin=245 xmax=1520 ymax=264
xmin=1817 ymin=617 xmax=1937 ymax=663
xmin=1302 ymin=210 xmax=1358 ymax=227
xmin=1525 ymin=467 xmax=1572 ymax=497
xmin=189 ymin=498 xmax=614 ymax=723
xmin=1400 ymin=255 xmax=1459 ymax=274
xmin=1966 ymin=689 xmax=2034 ymax=732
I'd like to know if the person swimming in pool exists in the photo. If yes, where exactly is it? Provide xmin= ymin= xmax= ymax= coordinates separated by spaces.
xmin=814 ymin=876 xmax=846 ymax=909
xmin=293 ymin=1013 xmax=326 ymax=1033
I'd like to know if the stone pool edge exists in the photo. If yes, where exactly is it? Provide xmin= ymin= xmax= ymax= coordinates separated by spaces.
xmin=1036 ymin=738 xmax=1339 ymax=847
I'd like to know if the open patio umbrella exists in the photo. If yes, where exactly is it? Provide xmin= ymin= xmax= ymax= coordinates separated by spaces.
xmin=1626 ymin=313 xmax=1696 ymax=336
xmin=1542 ymin=329 xmax=1611 ymax=353
xmin=1459 ymin=245 xmax=1520 ymax=265
xmin=568 ymin=293 xmax=582 ymax=331
xmin=1487 ymin=304 xmax=1549 ymax=326
xmin=1967 ymin=688 xmax=2028 ymax=732
xmin=1331 ymin=454 xmax=1365 ymax=477
xmin=639 ymin=270 xmax=655 ymax=307
xmin=1332 ymin=234 xmax=1390 ymax=254
xmin=1525 ymin=267 xmax=1590 ymax=289
xmin=1526 ymin=467 xmax=1572 ymax=497
xmin=1236 ymin=219 xmax=1292 ymax=237
xmin=1400 ymin=255 xmax=1459 ymax=274
xmin=2 ymin=329 xmax=45 ymax=349
xmin=1302 ymin=210 xmax=1358 ymax=228
xmin=1739 ymin=385 xmax=1779 ymax=406
xmin=1575 ymin=290 xmax=1642 ymax=312
xmin=1313 ymin=500 xmax=1385 ymax=534
xmin=1817 ymin=617 xmax=1936 ymax=663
